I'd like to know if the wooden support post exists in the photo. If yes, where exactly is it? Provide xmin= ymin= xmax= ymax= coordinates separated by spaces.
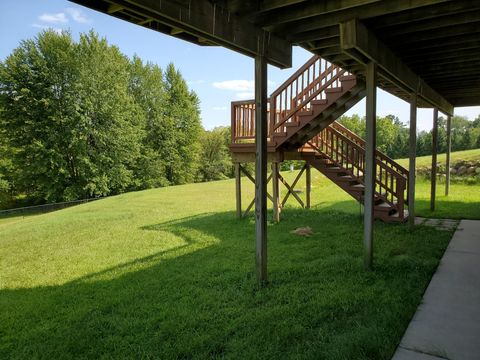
xmin=306 ymin=164 xmax=311 ymax=209
xmin=431 ymin=108 xmax=439 ymax=211
xmin=255 ymin=54 xmax=268 ymax=285
xmin=445 ymin=114 xmax=452 ymax=196
xmin=408 ymin=92 xmax=417 ymax=230
xmin=364 ymin=61 xmax=376 ymax=270
xmin=235 ymin=163 xmax=242 ymax=218
xmin=272 ymin=162 xmax=280 ymax=223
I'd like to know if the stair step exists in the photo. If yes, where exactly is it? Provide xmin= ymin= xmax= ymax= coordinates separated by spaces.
xmin=297 ymin=110 xmax=313 ymax=116
xmin=337 ymin=175 xmax=356 ymax=182
xmin=323 ymin=166 xmax=344 ymax=173
xmin=325 ymin=87 xmax=343 ymax=94
xmin=274 ymin=132 xmax=287 ymax=137
xmin=285 ymin=122 xmax=299 ymax=127
xmin=311 ymin=99 xmax=328 ymax=105
xmin=339 ymin=75 xmax=356 ymax=82
xmin=386 ymin=210 xmax=408 ymax=222
xmin=350 ymin=184 xmax=365 ymax=192
xmin=375 ymin=201 xmax=393 ymax=212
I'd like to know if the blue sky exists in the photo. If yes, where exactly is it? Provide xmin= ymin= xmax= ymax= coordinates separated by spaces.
xmin=1 ymin=0 xmax=479 ymax=131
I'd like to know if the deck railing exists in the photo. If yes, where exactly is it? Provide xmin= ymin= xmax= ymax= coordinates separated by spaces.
xmin=307 ymin=122 xmax=408 ymax=212
xmin=231 ymin=55 xmax=346 ymax=144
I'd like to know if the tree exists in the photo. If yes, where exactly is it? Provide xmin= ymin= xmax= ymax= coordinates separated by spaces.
xmin=128 ymin=56 xmax=170 ymax=189
xmin=197 ymin=127 xmax=232 ymax=181
xmin=163 ymin=63 xmax=202 ymax=184
xmin=0 ymin=31 xmax=142 ymax=202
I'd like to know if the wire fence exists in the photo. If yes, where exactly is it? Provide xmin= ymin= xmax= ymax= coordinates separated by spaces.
xmin=0 ymin=197 xmax=102 ymax=218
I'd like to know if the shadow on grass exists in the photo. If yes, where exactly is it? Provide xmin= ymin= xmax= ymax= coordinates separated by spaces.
xmin=0 ymin=204 xmax=454 ymax=359
xmin=415 ymin=199 xmax=480 ymax=220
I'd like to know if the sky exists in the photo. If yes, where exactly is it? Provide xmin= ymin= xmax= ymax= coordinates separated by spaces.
xmin=1 ymin=0 xmax=479 ymax=131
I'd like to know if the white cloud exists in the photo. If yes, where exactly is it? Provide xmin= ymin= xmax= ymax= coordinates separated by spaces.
xmin=235 ymin=92 xmax=255 ymax=100
xmin=65 ymin=7 xmax=90 ymax=23
xmin=213 ymin=80 xmax=254 ymax=92
xmin=31 ymin=23 xmax=63 ymax=34
xmin=38 ymin=12 xmax=68 ymax=24
xmin=213 ymin=79 xmax=277 ymax=100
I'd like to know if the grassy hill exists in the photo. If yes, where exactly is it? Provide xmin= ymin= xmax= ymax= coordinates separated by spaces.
xmin=0 ymin=156 xmax=479 ymax=359
xmin=396 ymin=148 xmax=480 ymax=168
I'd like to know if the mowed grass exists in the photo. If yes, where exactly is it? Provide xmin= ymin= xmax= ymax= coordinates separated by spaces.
xmin=396 ymin=148 xmax=480 ymax=168
xmin=396 ymin=148 xmax=480 ymax=219
xmin=0 ymin=167 xmax=476 ymax=359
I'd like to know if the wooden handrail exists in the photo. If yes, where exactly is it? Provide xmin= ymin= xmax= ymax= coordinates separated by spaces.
xmin=332 ymin=122 xmax=409 ymax=179
xmin=270 ymin=55 xmax=319 ymax=99
xmin=309 ymin=123 xmax=408 ymax=210
xmin=273 ymin=67 xmax=346 ymax=131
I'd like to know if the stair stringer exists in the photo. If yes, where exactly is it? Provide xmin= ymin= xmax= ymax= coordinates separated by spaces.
xmin=274 ymin=77 xmax=366 ymax=151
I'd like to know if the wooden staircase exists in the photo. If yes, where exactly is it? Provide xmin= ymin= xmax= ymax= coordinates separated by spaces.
xmin=230 ymin=55 xmax=409 ymax=223
xmin=301 ymin=122 xmax=408 ymax=222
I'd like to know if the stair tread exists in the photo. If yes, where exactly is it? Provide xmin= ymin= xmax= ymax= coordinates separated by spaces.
xmin=325 ymin=87 xmax=343 ymax=93
xmin=311 ymin=99 xmax=328 ymax=105
xmin=339 ymin=75 xmax=356 ymax=81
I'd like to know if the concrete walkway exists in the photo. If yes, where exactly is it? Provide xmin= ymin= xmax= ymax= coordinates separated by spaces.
xmin=392 ymin=220 xmax=480 ymax=360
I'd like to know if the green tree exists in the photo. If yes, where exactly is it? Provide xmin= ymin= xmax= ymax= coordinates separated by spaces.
xmin=164 ymin=63 xmax=202 ymax=184
xmin=128 ymin=56 xmax=171 ymax=188
xmin=0 ymin=30 xmax=142 ymax=202
xmin=197 ymin=127 xmax=232 ymax=181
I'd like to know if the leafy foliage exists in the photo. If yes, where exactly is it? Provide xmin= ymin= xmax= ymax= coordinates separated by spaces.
xmin=0 ymin=30 xmax=202 ymax=205
xmin=338 ymin=114 xmax=480 ymax=160
xmin=197 ymin=126 xmax=232 ymax=182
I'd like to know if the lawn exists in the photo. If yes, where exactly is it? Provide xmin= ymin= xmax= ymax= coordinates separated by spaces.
xmin=0 ymin=166 xmax=477 ymax=359
xmin=396 ymin=148 xmax=480 ymax=168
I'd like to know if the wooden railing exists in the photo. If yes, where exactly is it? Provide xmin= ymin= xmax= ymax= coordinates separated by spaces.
xmin=231 ymin=55 xmax=346 ymax=144
xmin=307 ymin=122 xmax=408 ymax=212
xmin=269 ymin=55 xmax=345 ymax=135
xmin=231 ymin=100 xmax=256 ymax=143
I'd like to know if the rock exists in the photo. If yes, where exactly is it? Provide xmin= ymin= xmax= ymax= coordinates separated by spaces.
xmin=450 ymin=168 xmax=457 ymax=174
xmin=290 ymin=226 xmax=314 ymax=237
xmin=457 ymin=165 xmax=467 ymax=176
xmin=467 ymin=166 xmax=476 ymax=174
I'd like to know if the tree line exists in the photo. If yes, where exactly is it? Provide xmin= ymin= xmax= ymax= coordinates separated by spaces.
xmin=0 ymin=30 xmax=206 ymax=207
xmin=1 ymin=30 xmax=479 ymax=208
xmin=338 ymin=113 xmax=480 ymax=159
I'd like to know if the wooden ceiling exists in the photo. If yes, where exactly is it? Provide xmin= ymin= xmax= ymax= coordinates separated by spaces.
xmin=71 ymin=0 xmax=480 ymax=109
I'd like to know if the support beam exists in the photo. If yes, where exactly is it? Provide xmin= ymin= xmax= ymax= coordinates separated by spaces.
xmin=340 ymin=19 xmax=454 ymax=115
xmin=272 ymin=162 xmax=280 ymax=223
xmin=430 ymin=108 xmax=439 ymax=211
xmin=259 ymin=0 xmax=380 ymax=27
xmin=254 ymin=54 xmax=268 ymax=285
xmin=276 ymin=0 xmax=451 ymax=34
xmin=445 ymin=114 xmax=452 ymax=196
xmin=235 ymin=163 xmax=242 ymax=218
xmin=306 ymin=164 xmax=311 ymax=209
xmin=408 ymin=93 xmax=418 ymax=229
xmin=364 ymin=61 xmax=376 ymax=270
xmin=71 ymin=0 xmax=292 ymax=68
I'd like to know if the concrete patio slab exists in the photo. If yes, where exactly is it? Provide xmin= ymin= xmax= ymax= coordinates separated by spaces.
xmin=394 ymin=348 xmax=446 ymax=360
xmin=392 ymin=220 xmax=480 ymax=360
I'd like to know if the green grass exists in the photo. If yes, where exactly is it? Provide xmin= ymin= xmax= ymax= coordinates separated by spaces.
xmin=396 ymin=148 xmax=480 ymax=168
xmin=1 ymin=167 xmax=471 ymax=359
